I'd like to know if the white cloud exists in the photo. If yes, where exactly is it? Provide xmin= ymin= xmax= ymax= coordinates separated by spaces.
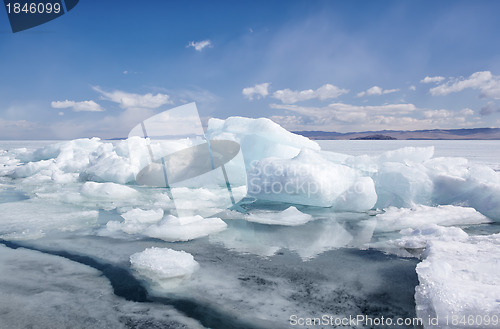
xmin=39 ymin=87 xmax=214 ymax=139
xmin=269 ymin=102 xmax=480 ymax=132
xmin=430 ymin=71 xmax=500 ymax=99
xmin=272 ymin=84 xmax=349 ymax=104
xmin=357 ymin=86 xmax=400 ymax=97
xmin=423 ymin=108 xmax=475 ymax=120
xmin=242 ymin=82 xmax=270 ymax=100
xmin=313 ymin=84 xmax=350 ymax=100
xmin=93 ymin=87 xmax=171 ymax=109
xmin=271 ymin=102 xmax=416 ymax=123
xmin=187 ymin=40 xmax=213 ymax=51
xmin=51 ymin=100 xmax=104 ymax=112
xmin=271 ymin=102 xmax=416 ymax=114
xmin=409 ymin=85 xmax=416 ymax=91
xmin=420 ymin=76 xmax=445 ymax=84
xmin=422 ymin=109 xmax=455 ymax=119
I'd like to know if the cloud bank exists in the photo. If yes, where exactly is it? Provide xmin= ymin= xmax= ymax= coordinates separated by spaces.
xmin=430 ymin=71 xmax=500 ymax=99
xmin=272 ymin=84 xmax=349 ymax=104
xmin=269 ymin=102 xmax=478 ymax=132
xmin=93 ymin=87 xmax=171 ymax=109
xmin=243 ymin=83 xmax=349 ymax=104
xmin=51 ymin=100 xmax=104 ymax=112
xmin=357 ymin=86 xmax=399 ymax=97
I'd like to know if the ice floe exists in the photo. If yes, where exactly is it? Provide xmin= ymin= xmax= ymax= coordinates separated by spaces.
xmin=243 ymin=206 xmax=313 ymax=226
xmin=130 ymin=247 xmax=199 ymax=291
xmin=104 ymin=208 xmax=227 ymax=242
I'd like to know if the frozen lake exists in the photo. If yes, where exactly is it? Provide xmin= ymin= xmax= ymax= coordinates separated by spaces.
xmin=2 ymin=139 xmax=499 ymax=168
xmin=1 ymin=136 xmax=499 ymax=328
xmin=319 ymin=139 xmax=500 ymax=170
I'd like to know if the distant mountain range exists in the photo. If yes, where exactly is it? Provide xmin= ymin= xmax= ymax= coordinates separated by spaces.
xmin=294 ymin=128 xmax=500 ymax=140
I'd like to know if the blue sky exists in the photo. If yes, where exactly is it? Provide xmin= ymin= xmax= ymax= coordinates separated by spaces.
xmin=1 ymin=0 xmax=500 ymax=139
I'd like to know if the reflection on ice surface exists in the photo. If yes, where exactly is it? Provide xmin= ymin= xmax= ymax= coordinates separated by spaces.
xmin=212 ymin=202 xmax=377 ymax=259
xmin=1 ymin=116 xmax=500 ymax=328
